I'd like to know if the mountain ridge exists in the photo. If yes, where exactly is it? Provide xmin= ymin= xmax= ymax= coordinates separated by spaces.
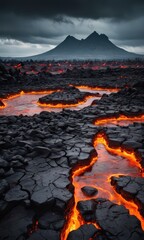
xmin=1 ymin=32 xmax=143 ymax=60
xmin=29 ymin=31 xmax=142 ymax=60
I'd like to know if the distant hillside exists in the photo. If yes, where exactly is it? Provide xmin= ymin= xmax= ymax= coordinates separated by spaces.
xmin=27 ymin=31 xmax=142 ymax=60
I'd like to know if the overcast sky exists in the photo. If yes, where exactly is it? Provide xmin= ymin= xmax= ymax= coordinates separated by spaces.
xmin=0 ymin=0 xmax=144 ymax=57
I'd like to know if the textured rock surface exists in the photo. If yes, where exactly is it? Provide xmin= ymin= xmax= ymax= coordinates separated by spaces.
xmin=38 ymin=86 xmax=96 ymax=105
xmin=0 ymin=62 xmax=144 ymax=239
xmin=78 ymin=198 xmax=144 ymax=240
xmin=111 ymin=175 xmax=144 ymax=216
xmin=0 ymin=205 xmax=34 ymax=240
xmin=67 ymin=224 xmax=98 ymax=240
xmin=81 ymin=186 xmax=98 ymax=197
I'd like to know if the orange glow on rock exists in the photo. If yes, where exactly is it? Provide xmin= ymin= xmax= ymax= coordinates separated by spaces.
xmin=0 ymin=104 xmax=5 ymax=109
xmin=61 ymin=155 xmax=98 ymax=240
xmin=61 ymin=131 xmax=144 ymax=240
xmin=93 ymin=133 xmax=143 ymax=171
xmin=75 ymin=85 xmax=120 ymax=92
xmin=4 ymin=90 xmax=57 ymax=100
xmin=28 ymin=219 xmax=39 ymax=235
xmin=94 ymin=114 xmax=144 ymax=126
xmin=38 ymin=95 xmax=96 ymax=108
xmin=0 ymin=90 xmax=60 ymax=112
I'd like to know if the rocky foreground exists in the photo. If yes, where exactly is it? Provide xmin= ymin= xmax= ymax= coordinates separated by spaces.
xmin=0 ymin=62 xmax=144 ymax=240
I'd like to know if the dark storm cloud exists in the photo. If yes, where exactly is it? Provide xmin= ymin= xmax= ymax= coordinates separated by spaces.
xmin=0 ymin=13 xmax=68 ymax=44
xmin=0 ymin=0 xmax=144 ymax=56
xmin=0 ymin=0 xmax=144 ymax=20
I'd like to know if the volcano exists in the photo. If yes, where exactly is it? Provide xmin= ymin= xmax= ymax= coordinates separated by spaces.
xmin=29 ymin=31 xmax=142 ymax=60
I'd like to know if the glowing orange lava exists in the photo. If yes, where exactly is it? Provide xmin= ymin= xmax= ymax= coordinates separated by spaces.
xmin=61 ymin=129 xmax=144 ymax=240
xmin=0 ymin=104 xmax=5 ymax=109
xmin=61 ymin=155 xmax=98 ymax=240
xmin=75 ymin=85 xmax=120 ymax=92
xmin=0 ymin=86 xmax=118 ymax=113
xmin=0 ymin=90 xmax=59 ymax=113
xmin=0 ymin=93 xmax=99 ymax=116
xmin=5 ymin=90 xmax=57 ymax=100
xmin=94 ymin=114 xmax=144 ymax=126
xmin=38 ymin=95 xmax=96 ymax=108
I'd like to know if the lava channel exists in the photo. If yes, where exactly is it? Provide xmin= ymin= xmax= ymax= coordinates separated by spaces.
xmin=73 ymin=85 xmax=120 ymax=93
xmin=0 ymin=91 xmax=100 ymax=115
xmin=4 ymin=90 xmax=57 ymax=100
xmin=61 ymin=118 xmax=144 ymax=240
xmin=94 ymin=114 xmax=144 ymax=127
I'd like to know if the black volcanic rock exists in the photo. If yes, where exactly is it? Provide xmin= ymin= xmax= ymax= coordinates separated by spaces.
xmin=0 ymin=205 xmax=34 ymax=240
xmin=77 ymin=198 xmax=144 ymax=240
xmin=67 ymin=224 xmax=98 ymax=240
xmin=38 ymin=210 xmax=65 ymax=230
xmin=27 ymin=32 xmax=142 ymax=60
xmin=81 ymin=186 xmax=98 ymax=197
xmin=27 ymin=229 xmax=60 ymax=240
xmin=0 ymin=100 xmax=5 ymax=107
xmin=111 ymin=176 xmax=144 ymax=217
xmin=38 ymin=86 xmax=96 ymax=105
xmin=0 ymin=68 xmax=144 ymax=240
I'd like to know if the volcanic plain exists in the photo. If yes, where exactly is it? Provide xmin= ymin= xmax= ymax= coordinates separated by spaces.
xmin=0 ymin=60 xmax=144 ymax=240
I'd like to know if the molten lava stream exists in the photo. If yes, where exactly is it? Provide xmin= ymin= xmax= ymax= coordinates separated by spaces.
xmin=0 ymin=93 xmax=100 ymax=116
xmin=0 ymin=104 xmax=5 ymax=109
xmin=94 ymin=114 xmax=144 ymax=127
xmin=0 ymin=90 xmax=61 ymax=116
xmin=61 ymin=155 xmax=98 ymax=240
xmin=74 ymin=85 xmax=120 ymax=93
xmin=4 ymin=90 xmax=58 ymax=100
xmin=61 ymin=133 xmax=144 ymax=240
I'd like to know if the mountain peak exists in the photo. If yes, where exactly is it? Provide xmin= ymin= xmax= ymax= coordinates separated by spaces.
xmin=90 ymin=31 xmax=99 ymax=36
xmin=65 ymin=35 xmax=77 ymax=41
xmin=29 ymin=31 xmax=140 ymax=60
xmin=86 ymin=31 xmax=99 ymax=40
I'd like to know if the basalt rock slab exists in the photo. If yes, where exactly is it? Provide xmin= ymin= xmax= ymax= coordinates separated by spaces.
xmin=78 ymin=198 xmax=144 ymax=240
xmin=0 ymin=205 xmax=34 ymax=240
xmin=38 ymin=86 xmax=95 ymax=105
xmin=67 ymin=224 xmax=98 ymax=240
xmin=108 ymin=137 xmax=125 ymax=148
xmin=111 ymin=175 xmax=144 ymax=216
xmin=38 ymin=210 xmax=65 ymax=230
xmin=31 ymin=187 xmax=54 ymax=206
xmin=27 ymin=229 xmax=60 ymax=240
xmin=30 ymin=166 xmax=72 ymax=209
xmin=5 ymin=185 xmax=29 ymax=203
xmin=122 ymin=141 xmax=143 ymax=151
xmin=77 ymin=199 xmax=96 ymax=222
xmin=81 ymin=186 xmax=98 ymax=197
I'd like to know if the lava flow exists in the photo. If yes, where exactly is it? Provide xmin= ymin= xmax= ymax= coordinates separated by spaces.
xmin=74 ymin=85 xmax=120 ymax=93
xmin=61 ymin=155 xmax=98 ymax=240
xmin=61 ymin=117 xmax=144 ymax=240
xmin=0 ymin=104 xmax=5 ymax=109
xmin=94 ymin=114 xmax=144 ymax=126
xmin=0 ymin=90 xmax=61 ymax=116
xmin=0 ymin=89 xmax=102 ymax=115
xmin=5 ymin=90 xmax=58 ymax=100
